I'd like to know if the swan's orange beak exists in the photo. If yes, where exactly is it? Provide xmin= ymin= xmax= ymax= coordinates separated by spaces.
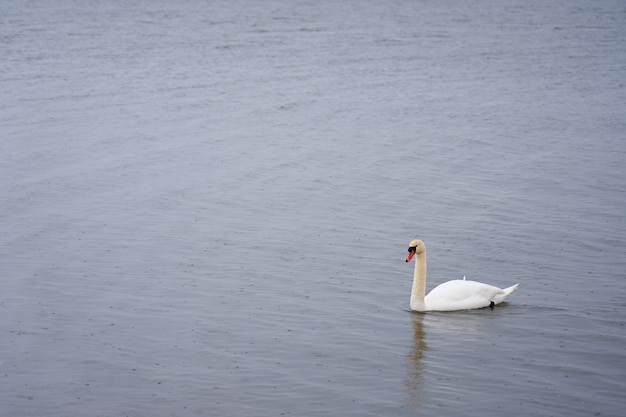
xmin=406 ymin=249 xmax=415 ymax=262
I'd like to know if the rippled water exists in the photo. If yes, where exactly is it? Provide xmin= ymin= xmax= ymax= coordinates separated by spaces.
xmin=2 ymin=0 xmax=626 ymax=416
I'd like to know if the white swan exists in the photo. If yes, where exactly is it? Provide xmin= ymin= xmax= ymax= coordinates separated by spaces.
xmin=405 ymin=239 xmax=518 ymax=312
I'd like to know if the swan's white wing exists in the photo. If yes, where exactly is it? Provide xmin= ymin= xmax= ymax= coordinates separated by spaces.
xmin=424 ymin=280 xmax=509 ymax=311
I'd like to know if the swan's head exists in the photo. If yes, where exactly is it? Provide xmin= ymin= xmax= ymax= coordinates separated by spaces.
xmin=406 ymin=239 xmax=425 ymax=262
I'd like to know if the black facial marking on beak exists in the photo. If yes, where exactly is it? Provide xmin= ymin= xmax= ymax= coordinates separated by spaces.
xmin=406 ymin=246 xmax=417 ymax=262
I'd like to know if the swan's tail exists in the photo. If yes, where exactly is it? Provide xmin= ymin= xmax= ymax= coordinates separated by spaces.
xmin=493 ymin=283 xmax=519 ymax=305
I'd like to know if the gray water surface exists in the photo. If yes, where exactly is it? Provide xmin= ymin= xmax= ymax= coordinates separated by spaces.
xmin=2 ymin=0 xmax=626 ymax=416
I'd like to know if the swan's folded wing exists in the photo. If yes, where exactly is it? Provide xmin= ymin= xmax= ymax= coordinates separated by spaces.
xmin=425 ymin=280 xmax=508 ymax=311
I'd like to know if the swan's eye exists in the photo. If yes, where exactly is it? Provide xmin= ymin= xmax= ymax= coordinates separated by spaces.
xmin=408 ymin=246 xmax=416 ymax=252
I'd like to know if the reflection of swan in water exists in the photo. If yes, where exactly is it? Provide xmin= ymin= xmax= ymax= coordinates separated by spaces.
xmin=405 ymin=312 xmax=428 ymax=406
xmin=406 ymin=239 xmax=518 ymax=312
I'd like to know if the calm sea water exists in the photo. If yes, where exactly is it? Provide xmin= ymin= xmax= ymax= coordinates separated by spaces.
xmin=2 ymin=0 xmax=626 ymax=416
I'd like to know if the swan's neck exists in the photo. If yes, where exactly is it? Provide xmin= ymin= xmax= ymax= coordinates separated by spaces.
xmin=410 ymin=251 xmax=427 ymax=311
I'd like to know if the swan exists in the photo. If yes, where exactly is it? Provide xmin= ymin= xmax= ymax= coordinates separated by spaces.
xmin=405 ymin=239 xmax=518 ymax=312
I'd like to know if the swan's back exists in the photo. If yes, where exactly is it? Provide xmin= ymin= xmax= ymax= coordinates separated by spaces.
xmin=424 ymin=279 xmax=518 ymax=312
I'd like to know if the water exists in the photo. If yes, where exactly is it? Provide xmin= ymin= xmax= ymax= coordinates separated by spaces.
xmin=2 ymin=0 xmax=626 ymax=416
